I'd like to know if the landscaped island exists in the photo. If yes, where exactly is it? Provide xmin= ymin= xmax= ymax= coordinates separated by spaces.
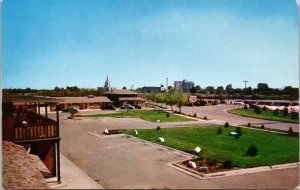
xmin=84 ymin=110 xmax=194 ymax=122
xmin=228 ymin=107 xmax=299 ymax=123
xmin=125 ymin=126 xmax=299 ymax=168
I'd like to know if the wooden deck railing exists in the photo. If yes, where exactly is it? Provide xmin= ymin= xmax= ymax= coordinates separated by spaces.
xmin=14 ymin=122 xmax=58 ymax=141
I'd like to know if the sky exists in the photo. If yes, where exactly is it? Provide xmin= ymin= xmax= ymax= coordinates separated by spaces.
xmin=2 ymin=0 xmax=299 ymax=90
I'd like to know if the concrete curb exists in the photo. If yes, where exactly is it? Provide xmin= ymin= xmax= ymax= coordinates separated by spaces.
xmin=170 ymin=161 xmax=299 ymax=180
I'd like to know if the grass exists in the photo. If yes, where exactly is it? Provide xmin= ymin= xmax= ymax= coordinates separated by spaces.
xmin=228 ymin=108 xmax=299 ymax=123
xmin=124 ymin=126 xmax=299 ymax=168
xmin=84 ymin=110 xmax=194 ymax=122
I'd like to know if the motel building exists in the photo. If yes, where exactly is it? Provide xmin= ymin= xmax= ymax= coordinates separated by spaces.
xmin=103 ymin=89 xmax=144 ymax=107
xmin=54 ymin=95 xmax=113 ymax=110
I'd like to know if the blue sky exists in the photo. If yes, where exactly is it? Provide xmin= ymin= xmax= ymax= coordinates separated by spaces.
xmin=2 ymin=0 xmax=299 ymax=89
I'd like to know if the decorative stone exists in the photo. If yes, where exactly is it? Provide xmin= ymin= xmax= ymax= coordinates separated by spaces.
xmin=156 ymin=137 xmax=165 ymax=142
xmin=187 ymin=161 xmax=197 ymax=168
xmin=104 ymin=129 xmax=109 ymax=134
xmin=157 ymin=120 xmax=161 ymax=123
xmin=193 ymin=147 xmax=201 ymax=154
xmin=199 ymin=166 xmax=209 ymax=172
xmin=134 ymin=129 xmax=138 ymax=135
xmin=230 ymin=132 xmax=238 ymax=136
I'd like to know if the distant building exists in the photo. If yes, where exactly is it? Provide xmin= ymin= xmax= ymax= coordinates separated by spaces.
xmin=97 ymin=75 xmax=112 ymax=91
xmin=103 ymin=89 xmax=144 ymax=107
xmin=174 ymin=79 xmax=195 ymax=92
xmin=141 ymin=86 xmax=166 ymax=93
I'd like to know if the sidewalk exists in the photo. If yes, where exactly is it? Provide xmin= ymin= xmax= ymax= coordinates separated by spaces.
xmin=47 ymin=154 xmax=104 ymax=189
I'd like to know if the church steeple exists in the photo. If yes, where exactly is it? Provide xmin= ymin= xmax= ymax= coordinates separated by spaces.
xmin=104 ymin=75 xmax=111 ymax=91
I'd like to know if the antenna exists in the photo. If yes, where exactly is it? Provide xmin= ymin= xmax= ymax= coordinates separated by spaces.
xmin=243 ymin=80 xmax=248 ymax=89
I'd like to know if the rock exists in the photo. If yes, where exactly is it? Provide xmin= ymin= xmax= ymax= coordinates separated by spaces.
xmin=134 ymin=129 xmax=138 ymax=135
xmin=199 ymin=166 xmax=209 ymax=172
xmin=104 ymin=129 xmax=109 ymax=134
xmin=187 ymin=161 xmax=197 ymax=168
xmin=193 ymin=147 xmax=201 ymax=153
xmin=156 ymin=137 xmax=165 ymax=142
xmin=157 ymin=120 xmax=161 ymax=123
xmin=230 ymin=132 xmax=238 ymax=136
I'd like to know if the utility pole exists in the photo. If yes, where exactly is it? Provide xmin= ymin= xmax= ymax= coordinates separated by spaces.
xmin=243 ymin=80 xmax=248 ymax=89
xmin=166 ymin=78 xmax=168 ymax=92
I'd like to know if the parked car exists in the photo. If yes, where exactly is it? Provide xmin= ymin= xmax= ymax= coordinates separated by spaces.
xmin=104 ymin=105 xmax=116 ymax=110
xmin=133 ymin=105 xmax=142 ymax=109
xmin=120 ymin=104 xmax=135 ymax=110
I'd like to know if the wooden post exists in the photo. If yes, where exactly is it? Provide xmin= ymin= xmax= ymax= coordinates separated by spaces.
xmin=38 ymin=103 xmax=40 ymax=114
xmin=57 ymin=141 xmax=61 ymax=182
xmin=45 ymin=104 xmax=48 ymax=118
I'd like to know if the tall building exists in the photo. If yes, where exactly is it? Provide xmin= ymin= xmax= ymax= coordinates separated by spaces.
xmin=104 ymin=75 xmax=112 ymax=91
xmin=174 ymin=79 xmax=195 ymax=92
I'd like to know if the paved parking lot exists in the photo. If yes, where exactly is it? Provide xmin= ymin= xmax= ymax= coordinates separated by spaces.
xmin=58 ymin=114 xmax=299 ymax=189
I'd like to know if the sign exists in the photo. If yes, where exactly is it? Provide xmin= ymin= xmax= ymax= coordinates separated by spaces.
xmin=189 ymin=96 xmax=197 ymax=103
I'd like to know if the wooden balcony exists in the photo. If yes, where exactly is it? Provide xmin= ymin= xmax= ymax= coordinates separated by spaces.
xmin=13 ymin=111 xmax=59 ymax=142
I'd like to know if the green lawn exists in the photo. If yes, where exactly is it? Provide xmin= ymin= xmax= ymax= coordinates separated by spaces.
xmin=84 ymin=110 xmax=194 ymax=122
xmin=125 ymin=126 xmax=299 ymax=168
xmin=228 ymin=108 xmax=299 ymax=123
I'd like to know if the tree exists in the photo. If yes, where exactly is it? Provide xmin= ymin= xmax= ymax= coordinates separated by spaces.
xmin=175 ymin=91 xmax=189 ymax=113
xmin=205 ymin=86 xmax=215 ymax=94
xmin=225 ymin=84 xmax=233 ymax=94
xmin=122 ymin=86 xmax=127 ymax=90
xmin=190 ymin=87 xmax=196 ymax=94
xmin=166 ymin=92 xmax=177 ymax=111
xmin=257 ymin=83 xmax=269 ymax=94
xmin=68 ymin=107 xmax=78 ymax=119
xmin=195 ymin=85 xmax=201 ymax=92
xmin=246 ymin=145 xmax=258 ymax=156
xmin=217 ymin=127 xmax=222 ymax=135
xmin=216 ymin=86 xmax=224 ymax=94
xmin=244 ymin=86 xmax=252 ymax=95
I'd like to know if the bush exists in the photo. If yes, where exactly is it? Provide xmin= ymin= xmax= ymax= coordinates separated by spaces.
xmin=273 ymin=109 xmax=279 ymax=116
xmin=224 ymin=122 xmax=229 ymax=128
xmin=262 ymin=106 xmax=267 ymax=111
xmin=222 ymin=160 xmax=233 ymax=169
xmin=261 ymin=124 xmax=265 ymax=129
xmin=206 ymin=159 xmax=217 ymax=166
xmin=217 ymin=127 xmax=222 ymax=135
xmin=254 ymin=107 xmax=262 ymax=114
xmin=288 ymin=127 xmax=294 ymax=135
xmin=194 ymin=113 xmax=197 ymax=117
xmin=283 ymin=107 xmax=289 ymax=116
xmin=246 ymin=145 xmax=258 ymax=156
xmin=243 ymin=105 xmax=248 ymax=110
xmin=203 ymin=115 xmax=207 ymax=120
xmin=166 ymin=113 xmax=170 ymax=117
xmin=236 ymin=127 xmax=242 ymax=136
xmin=290 ymin=112 xmax=299 ymax=120
xmin=156 ymin=126 xmax=161 ymax=130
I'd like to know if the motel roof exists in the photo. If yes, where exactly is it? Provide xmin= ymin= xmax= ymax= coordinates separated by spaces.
xmin=103 ymin=89 xmax=139 ymax=95
xmin=2 ymin=141 xmax=49 ymax=189
xmin=56 ymin=96 xmax=112 ymax=104
xmin=119 ymin=97 xmax=144 ymax=101
xmin=3 ymin=93 xmax=63 ymax=104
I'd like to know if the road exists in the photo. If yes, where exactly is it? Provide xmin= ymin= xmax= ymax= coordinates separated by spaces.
xmin=56 ymin=112 xmax=299 ymax=189
xmin=169 ymin=104 xmax=299 ymax=132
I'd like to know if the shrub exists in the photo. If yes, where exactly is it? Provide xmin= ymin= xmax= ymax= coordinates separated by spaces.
xmin=156 ymin=126 xmax=161 ymax=130
xmin=261 ymin=124 xmax=265 ymax=129
xmin=246 ymin=145 xmax=258 ymax=156
xmin=247 ymin=122 xmax=251 ymax=127
xmin=291 ymin=112 xmax=299 ymax=120
xmin=194 ymin=113 xmax=197 ymax=117
xmin=249 ymin=104 xmax=255 ymax=109
xmin=288 ymin=127 xmax=294 ymax=136
xmin=243 ymin=105 xmax=248 ymax=110
xmin=206 ymin=159 xmax=217 ymax=166
xmin=254 ymin=107 xmax=262 ymax=114
xmin=224 ymin=122 xmax=229 ymax=128
xmin=222 ymin=160 xmax=233 ymax=169
xmin=204 ymin=115 xmax=207 ymax=120
xmin=236 ymin=127 xmax=242 ymax=136
xmin=166 ymin=113 xmax=170 ymax=117
xmin=273 ymin=109 xmax=279 ymax=116
xmin=234 ymin=134 xmax=240 ymax=139
xmin=262 ymin=106 xmax=267 ymax=111
xmin=283 ymin=107 xmax=289 ymax=116
xmin=217 ymin=127 xmax=222 ymax=135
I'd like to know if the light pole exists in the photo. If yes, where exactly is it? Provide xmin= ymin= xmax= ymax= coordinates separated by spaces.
xmin=243 ymin=80 xmax=248 ymax=89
